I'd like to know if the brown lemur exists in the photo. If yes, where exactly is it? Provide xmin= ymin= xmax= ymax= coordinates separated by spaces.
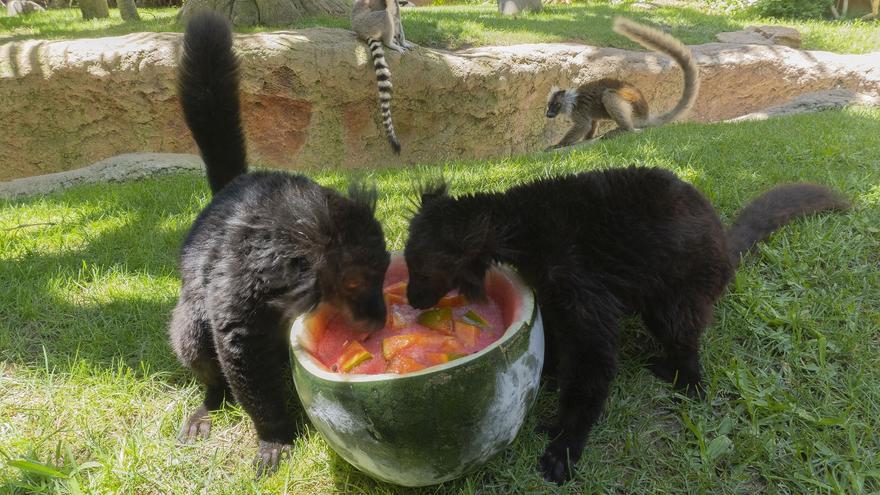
xmin=351 ymin=0 xmax=415 ymax=154
xmin=545 ymin=17 xmax=700 ymax=150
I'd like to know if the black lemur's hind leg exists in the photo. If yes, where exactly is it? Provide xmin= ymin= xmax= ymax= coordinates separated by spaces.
xmin=537 ymin=281 xmax=621 ymax=485
xmin=170 ymin=298 xmax=233 ymax=443
xmin=641 ymin=296 xmax=713 ymax=398
xmin=212 ymin=306 xmax=298 ymax=477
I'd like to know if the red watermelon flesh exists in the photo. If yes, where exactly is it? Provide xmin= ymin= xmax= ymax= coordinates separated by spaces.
xmin=304 ymin=269 xmax=507 ymax=375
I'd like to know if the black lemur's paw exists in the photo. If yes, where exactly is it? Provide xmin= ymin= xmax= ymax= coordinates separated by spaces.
xmin=178 ymin=405 xmax=212 ymax=444
xmin=648 ymin=356 xmax=706 ymax=399
xmin=534 ymin=417 xmax=562 ymax=438
xmin=253 ymin=440 xmax=292 ymax=478
xmin=539 ymin=441 xmax=574 ymax=485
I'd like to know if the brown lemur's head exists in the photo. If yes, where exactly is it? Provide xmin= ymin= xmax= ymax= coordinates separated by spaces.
xmin=404 ymin=183 xmax=498 ymax=310
xmin=546 ymin=86 xmax=577 ymax=118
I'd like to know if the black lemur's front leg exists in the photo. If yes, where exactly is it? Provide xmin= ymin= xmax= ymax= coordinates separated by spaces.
xmin=212 ymin=307 xmax=298 ymax=477
xmin=537 ymin=283 xmax=621 ymax=485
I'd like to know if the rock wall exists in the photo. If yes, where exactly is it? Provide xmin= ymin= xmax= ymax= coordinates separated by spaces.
xmin=1 ymin=29 xmax=879 ymax=181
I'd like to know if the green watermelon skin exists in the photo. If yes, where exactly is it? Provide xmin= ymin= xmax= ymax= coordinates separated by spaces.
xmin=290 ymin=265 xmax=544 ymax=487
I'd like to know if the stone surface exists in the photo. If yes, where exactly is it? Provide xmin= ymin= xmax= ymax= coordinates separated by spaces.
xmin=0 ymin=153 xmax=202 ymax=198
xmin=726 ymin=89 xmax=880 ymax=122
xmin=716 ymin=25 xmax=801 ymax=48
xmin=715 ymin=31 xmax=773 ymax=46
xmin=2 ymin=29 xmax=880 ymax=181
xmin=748 ymin=25 xmax=801 ymax=48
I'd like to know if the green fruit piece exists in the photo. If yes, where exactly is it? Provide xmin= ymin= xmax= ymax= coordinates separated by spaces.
xmin=462 ymin=310 xmax=488 ymax=327
xmin=337 ymin=341 xmax=373 ymax=372
xmin=417 ymin=307 xmax=453 ymax=334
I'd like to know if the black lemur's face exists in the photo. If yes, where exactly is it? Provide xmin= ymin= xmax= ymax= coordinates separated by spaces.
xmin=405 ymin=187 xmax=490 ymax=310
xmin=319 ymin=194 xmax=390 ymax=333
xmin=545 ymin=90 xmax=566 ymax=118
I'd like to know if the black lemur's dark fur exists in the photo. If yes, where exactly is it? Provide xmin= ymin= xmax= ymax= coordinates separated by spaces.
xmin=171 ymin=12 xmax=390 ymax=476
xmin=404 ymin=168 xmax=847 ymax=484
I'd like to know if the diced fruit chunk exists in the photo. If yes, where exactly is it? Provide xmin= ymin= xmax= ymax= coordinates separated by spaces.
xmin=387 ymin=354 xmax=425 ymax=374
xmin=417 ymin=307 xmax=453 ymax=334
xmin=386 ymin=306 xmax=408 ymax=329
xmin=424 ymin=352 xmax=450 ymax=365
xmin=436 ymin=293 xmax=467 ymax=307
xmin=384 ymin=292 xmax=407 ymax=306
xmin=337 ymin=341 xmax=373 ymax=372
xmin=382 ymin=334 xmax=420 ymax=360
xmin=462 ymin=310 xmax=488 ymax=327
xmin=384 ymin=281 xmax=408 ymax=296
xmin=455 ymin=321 xmax=481 ymax=347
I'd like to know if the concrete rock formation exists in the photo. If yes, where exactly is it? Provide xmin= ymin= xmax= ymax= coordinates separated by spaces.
xmin=0 ymin=153 xmax=203 ymax=198
xmin=716 ymin=25 xmax=802 ymax=48
xmin=1 ymin=29 xmax=879 ymax=180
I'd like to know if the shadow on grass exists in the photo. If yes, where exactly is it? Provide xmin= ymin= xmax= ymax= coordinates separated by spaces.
xmin=0 ymin=173 xmax=203 ymax=379
xmin=0 ymin=8 xmax=181 ymax=43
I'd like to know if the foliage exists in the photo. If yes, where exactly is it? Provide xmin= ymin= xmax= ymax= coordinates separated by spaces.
xmin=749 ymin=0 xmax=834 ymax=19
xmin=2 ymin=3 xmax=880 ymax=53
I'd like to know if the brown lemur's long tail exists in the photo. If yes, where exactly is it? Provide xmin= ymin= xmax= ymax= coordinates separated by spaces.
xmin=612 ymin=17 xmax=700 ymax=127
xmin=367 ymin=38 xmax=401 ymax=154
xmin=178 ymin=11 xmax=248 ymax=195
xmin=726 ymin=184 xmax=849 ymax=268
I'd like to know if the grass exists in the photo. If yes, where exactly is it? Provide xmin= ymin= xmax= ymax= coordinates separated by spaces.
xmin=1 ymin=107 xmax=879 ymax=493
xmin=1 ymin=1 xmax=879 ymax=52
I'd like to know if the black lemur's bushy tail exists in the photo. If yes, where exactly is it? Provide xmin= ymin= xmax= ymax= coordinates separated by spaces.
xmin=178 ymin=11 xmax=247 ymax=194
xmin=367 ymin=38 xmax=401 ymax=154
xmin=727 ymin=184 xmax=849 ymax=267
xmin=612 ymin=17 xmax=700 ymax=127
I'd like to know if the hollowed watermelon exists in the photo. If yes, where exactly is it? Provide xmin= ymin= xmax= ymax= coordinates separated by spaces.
xmin=290 ymin=253 xmax=544 ymax=487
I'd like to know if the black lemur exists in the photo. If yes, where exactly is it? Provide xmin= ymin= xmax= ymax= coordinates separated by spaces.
xmin=403 ymin=167 xmax=847 ymax=484
xmin=170 ymin=12 xmax=390 ymax=476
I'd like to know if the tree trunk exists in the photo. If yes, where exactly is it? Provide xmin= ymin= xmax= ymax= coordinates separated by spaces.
xmin=498 ymin=0 xmax=541 ymax=15
xmin=178 ymin=0 xmax=350 ymax=26
xmin=79 ymin=0 xmax=109 ymax=19
xmin=119 ymin=0 xmax=140 ymax=21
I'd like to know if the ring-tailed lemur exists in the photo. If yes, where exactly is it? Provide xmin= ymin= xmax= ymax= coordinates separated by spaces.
xmin=351 ymin=0 xmax=415 ymax=154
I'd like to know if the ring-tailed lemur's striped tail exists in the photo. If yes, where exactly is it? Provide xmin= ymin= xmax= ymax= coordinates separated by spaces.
xmin=367 ymin=38 xmax=401 ymax=154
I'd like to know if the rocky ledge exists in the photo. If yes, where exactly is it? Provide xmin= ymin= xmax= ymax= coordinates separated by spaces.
xmin=1 ymin=28 xmax=878 ymax=180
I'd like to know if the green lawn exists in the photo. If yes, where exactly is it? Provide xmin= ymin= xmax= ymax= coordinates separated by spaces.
xmin=1 ymin=1 xmax=878 ymax=52
xmin=1 ymin=107 xmax=879 ymax=493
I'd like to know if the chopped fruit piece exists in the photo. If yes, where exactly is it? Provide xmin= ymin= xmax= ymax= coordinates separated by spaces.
xmin=300 ymin=305 xmax=336 ymax=351
xmin=337 ymin=341 xmax=373 ymax=372
xmin=417 ymin=307 xmax=453 ymax=334
xmin=447 ymin=352 xmax=467 ymax=361
xmin=424 ymin=352 xmax=450 ymax=365
xmin=454 ymin=321 xmax=481 ymax=347
xmin=386 ymin=307 xmax=408 ymax=329
xmin=387 ymin=354 xmax=425 ymax=374
xmin=438 ymin=336 xmax=465 ymax=354
xmin=462 ymin=310 xmax=488 ymax=327
xmin=436 ymin=293 xmax=468 ymax=307
xmin=384 ymin=281 xmax=408 ymax=296
xmin=384 ymin=292 xmax=407 ymax=306
xmin=382 ymin=334 xmax=420 ymax=360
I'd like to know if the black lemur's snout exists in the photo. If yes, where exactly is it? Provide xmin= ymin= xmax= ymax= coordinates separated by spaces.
xmin=348 ymin=290 xmax=387 ymax=332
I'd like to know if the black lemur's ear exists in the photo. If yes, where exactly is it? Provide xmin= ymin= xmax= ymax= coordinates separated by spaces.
xmin=419 ymin=180 xmax=448 ymax=207
xmin=347 ymin=180 xmax=378 ymax=213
